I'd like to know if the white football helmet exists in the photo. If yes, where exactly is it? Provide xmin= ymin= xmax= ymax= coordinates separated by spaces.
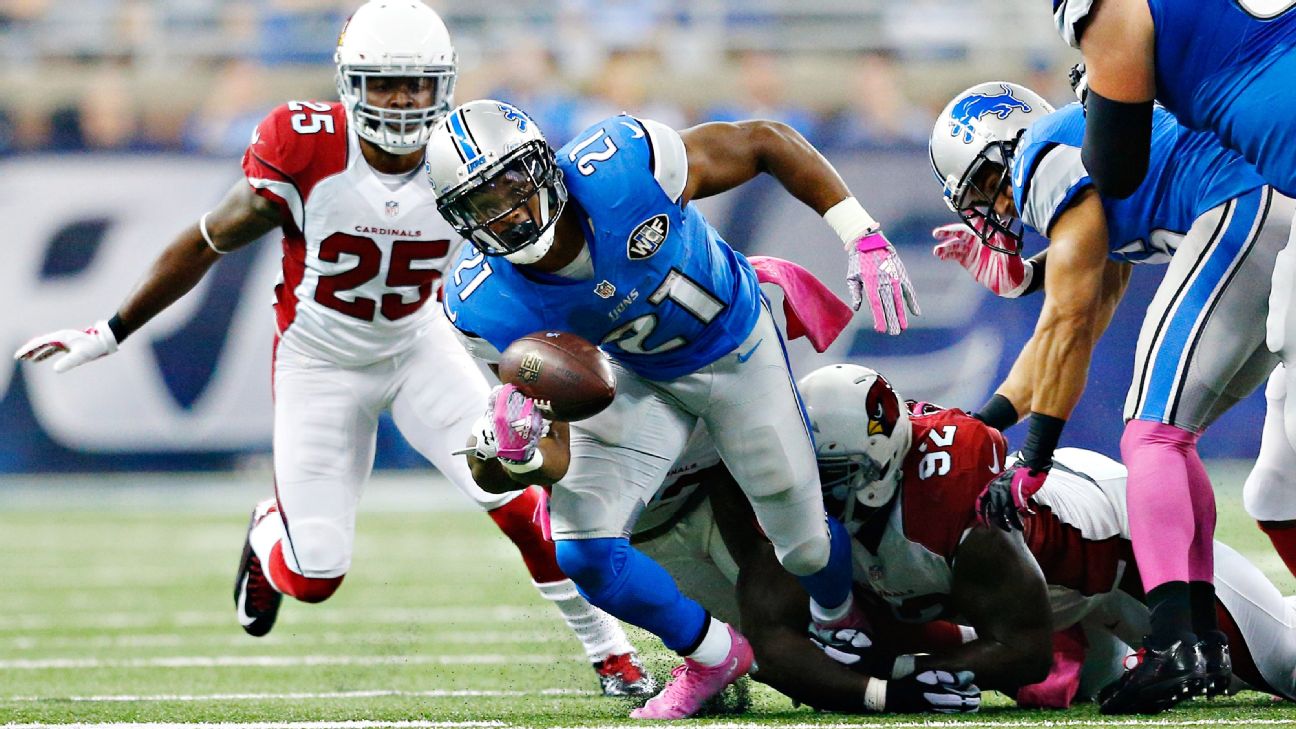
xmin=929 ymin=82 xmax=1053 ymax=252
xmin=425 ymin=100 xmax=567 ymax=266
xmin=799 ymin=364 xmax=913 ymax=532
xmin=335 ymin=0 xmax=456 ymax=154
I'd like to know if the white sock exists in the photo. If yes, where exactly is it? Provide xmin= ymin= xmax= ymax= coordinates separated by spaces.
xmin=534 ymin=579 xmax=633 ymax=662
xmin=686 ymin=617 xmax=733 ymax=667
xmin=247 ymin=503 xmax=286 ymax=594
xmin=809 ymin=592 xmax=855 ymax=626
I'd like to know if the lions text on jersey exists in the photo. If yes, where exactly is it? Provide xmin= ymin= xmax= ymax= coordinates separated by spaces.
xmin=442 ymin=115 xmax=763 ymax=380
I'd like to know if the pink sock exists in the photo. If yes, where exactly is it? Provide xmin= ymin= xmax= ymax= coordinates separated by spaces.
xmin=1184 ymin=447 xmax=1216 ymax=582
xmin=1122 ymin=419 xmax=1199 ymax=592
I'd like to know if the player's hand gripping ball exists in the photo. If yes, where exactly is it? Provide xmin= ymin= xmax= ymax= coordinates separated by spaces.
xmin=499 ymin=331 xmax=616 ymax=421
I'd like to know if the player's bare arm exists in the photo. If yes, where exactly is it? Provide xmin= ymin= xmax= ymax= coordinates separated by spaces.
xmin=916 ymin=525 xmax=1053 ymax=691
xmin=678 ymin=120 xmax=849 ymax=212
xmin=707 ymin=474 xmax=880 ymax=712
xmin=678 ymin=119 xmax=919 ymax=334
xmin=114 ymin=182 xmax=281 ymax=339
xmin=1027 ymin=190 xmax=1115 ymax=420
xmin=466 ymin=421 xmax=570 ymax=492
xmin=1077 ymin=0 xmax=1156 ymax=197
xmin=14 ymin=180 xmax=281 ymax=371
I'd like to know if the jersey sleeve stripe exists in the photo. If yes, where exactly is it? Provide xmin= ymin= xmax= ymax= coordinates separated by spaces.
xmin=1022 ymin=143 xmax=1091 ymax=236
xmin=247 ymin=177 xmax=304 ymax=231
xmin=639 ymin=117 xmax=689 ymax=204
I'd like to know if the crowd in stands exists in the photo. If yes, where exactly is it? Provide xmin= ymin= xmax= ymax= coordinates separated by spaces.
xmin=0 ymin=0 xmax=1070 ymax=155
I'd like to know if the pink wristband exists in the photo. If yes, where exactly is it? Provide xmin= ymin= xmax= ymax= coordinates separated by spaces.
xmin=855 ymin=231 xmax=889 ymax=253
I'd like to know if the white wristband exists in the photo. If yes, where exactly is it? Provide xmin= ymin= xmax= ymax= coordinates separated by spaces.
xmin=824 ymin=197 xmax=880 ymax=249
xmin=864 ymin=677 xmax=888 ymax=712
xmin=501 ymin=449 xmax=544 ymax=475
xmin=200 ymin=212 xmax=227 ymax=255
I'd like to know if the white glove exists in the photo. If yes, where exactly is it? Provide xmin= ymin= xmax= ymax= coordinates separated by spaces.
xmin=462 ymin=415 xmax=499 ymax=460
xmin=14 ymin=320 xmax=119 ymax=373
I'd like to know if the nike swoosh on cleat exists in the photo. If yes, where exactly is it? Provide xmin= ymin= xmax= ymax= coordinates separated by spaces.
xmin=736 ymin=339 xmax=763 ymax=364
xmin=236 ymin=574 xmax=256 ymax=627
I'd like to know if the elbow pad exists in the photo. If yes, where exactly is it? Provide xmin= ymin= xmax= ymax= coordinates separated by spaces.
xmin=1081 ymin=91 xmax=1153 ymax=200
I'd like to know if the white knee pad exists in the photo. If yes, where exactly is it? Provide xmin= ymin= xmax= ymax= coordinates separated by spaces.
xmin=284 ymin=519 xmax=352 ymax=578
xmin=747 ymin=489 xmax=831 ymax=576
xmin=1245 ymin=366 xmax=1296 ymax=521
xmin=1268 ymin=245 xmax=1296 ymax=356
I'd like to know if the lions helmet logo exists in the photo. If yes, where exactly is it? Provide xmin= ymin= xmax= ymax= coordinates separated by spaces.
xmin=948 ymin=84 xmax=1032 ymax=144
xmin=865 ymin=374 xmax=901 ymax=438
xmin=627 ymin=214 xmax=669 ymax=260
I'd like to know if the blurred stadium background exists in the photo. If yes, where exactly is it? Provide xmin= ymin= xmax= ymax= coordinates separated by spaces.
xmin=1 ymin=1 xmax=1289 ymax=725
xmin=0 ymin=0 xmax=1271 ymax=474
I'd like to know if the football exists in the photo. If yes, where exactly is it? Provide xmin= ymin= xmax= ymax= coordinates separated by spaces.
xmin=498 ymin=331 xmax=617 ymax=421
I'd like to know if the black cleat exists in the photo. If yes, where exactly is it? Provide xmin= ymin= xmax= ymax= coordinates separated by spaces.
xmin=1198 ymin=630 xmax=1233 ymax=698
xmin=594 ymin=652 xmax=658 ymax=697
xmin=234 ymin=500 xmax=282 ymax=638
xmin=1099 ymin=635 xmax=1203 ymax=714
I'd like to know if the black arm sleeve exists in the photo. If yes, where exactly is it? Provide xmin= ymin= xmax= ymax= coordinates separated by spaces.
xmin=1081 ymin=91 xmax=1153 ymax=200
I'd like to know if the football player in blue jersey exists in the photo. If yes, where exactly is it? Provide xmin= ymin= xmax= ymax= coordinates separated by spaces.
xmin=1049 ymin=0 xmax=1296 ymax=199
xmin=425 ymin=100 xmax=919 ymax=719
xmin=929 ymin=80 xmax=1294 ymax=713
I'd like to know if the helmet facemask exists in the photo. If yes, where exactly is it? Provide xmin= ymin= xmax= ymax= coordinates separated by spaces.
xmin=818 ymin=452 xmax=893 ymax=535
xmin=337 ymin=65 xmax=455 ymax=154
xmin=945 ymin=138 xmax=1025 ymax=255
xmin=436 ymin=140 xmax=568 ymax=264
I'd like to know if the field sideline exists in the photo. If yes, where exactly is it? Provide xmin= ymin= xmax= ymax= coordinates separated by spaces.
xmin=2 ymin=462 xmax=1293 ymax=727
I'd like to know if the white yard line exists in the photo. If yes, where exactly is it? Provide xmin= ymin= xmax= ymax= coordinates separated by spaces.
xmin=4 ymin=688 xmax=592 ymax=703
xmin=0 ymin=654 xmax=583 ymax=670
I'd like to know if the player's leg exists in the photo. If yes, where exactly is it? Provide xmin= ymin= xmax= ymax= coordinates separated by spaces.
xmin=670 ymin=303 xmax=854 ymax=628
xmin=634 ymin=492 xmax=742 ymax=626
xmin=1212 ymin=541 xmax=1296 ymax=701
xmin=1244 ymin=365 xmax=1296 ymax=577
xmin=235 ymin=342 xmax=381 ymax=635
xmin=1113 ymin=187 xmax=1279 ymax=710
xmin=388 ymin=322 xmax=648 ymax=696
xmin=550 ymin=367 xmax=750 ymax=719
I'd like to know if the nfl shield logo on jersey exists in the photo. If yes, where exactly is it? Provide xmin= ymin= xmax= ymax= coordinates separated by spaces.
xmin=385 ymin=200 xmax=399 ymax=218
xmin=594 ymin=280 xmax=617 ymax=299
xmin=627 ymin=214 xmax=669 ymax=260
xmin=868 ymin=564 xmax=884 ymax=583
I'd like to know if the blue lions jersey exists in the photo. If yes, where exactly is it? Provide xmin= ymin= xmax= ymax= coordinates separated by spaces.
xmin=1147 ymin=0 xmax=1296 ymax=195
xmin=1055 ymin=0 xmax=1296 ymax=195
xmin=442 ymin=115 xmax=763 ymax=381
xmin=1012 ymin=103 xmax=1265 ymax=264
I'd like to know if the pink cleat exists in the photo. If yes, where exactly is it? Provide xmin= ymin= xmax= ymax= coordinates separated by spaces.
xmin=629 ymin=626 xmax=753 ymax=720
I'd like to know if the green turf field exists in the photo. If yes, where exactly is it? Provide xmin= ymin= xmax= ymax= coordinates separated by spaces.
xmin=2 ymin=463 xmax=1294 ymax=728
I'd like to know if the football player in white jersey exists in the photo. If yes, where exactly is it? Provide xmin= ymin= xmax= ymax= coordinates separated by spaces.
xmin=11 ymin=0 xmax=652 ymax=696
xmin=792 ymin=368 xmax=1296 ymax=711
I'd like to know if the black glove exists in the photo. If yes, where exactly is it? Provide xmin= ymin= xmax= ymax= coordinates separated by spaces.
xmin=881 ymin=670 xmax=981 ymax=714
xmin=976 ymin=462 xmax=1049 ymax=532
xmin=809 ymin=624 xmax=896 ymax=678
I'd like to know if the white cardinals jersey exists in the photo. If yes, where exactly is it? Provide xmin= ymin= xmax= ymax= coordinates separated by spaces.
xmin=242 ymin=101 xmax=458 ymax=366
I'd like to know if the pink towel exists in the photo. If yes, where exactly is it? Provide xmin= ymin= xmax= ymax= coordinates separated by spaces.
xmin=1015 ymin=624 xmax=1088 ymax=709
xmin=748 ymin=255 xmax=853 ymax=353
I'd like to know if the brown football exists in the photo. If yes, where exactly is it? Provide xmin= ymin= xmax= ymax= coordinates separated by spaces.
xmin=498 ymin=331 xmax=617 ymax=421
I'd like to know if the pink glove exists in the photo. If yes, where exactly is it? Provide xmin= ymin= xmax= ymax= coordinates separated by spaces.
xmin=491 ymin=383 xmax=547 ymax=467
xmin=846 ymin=230 xmax=921 ymax=336
xmin=931 ymin=220 xmax=1033 ymax=298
